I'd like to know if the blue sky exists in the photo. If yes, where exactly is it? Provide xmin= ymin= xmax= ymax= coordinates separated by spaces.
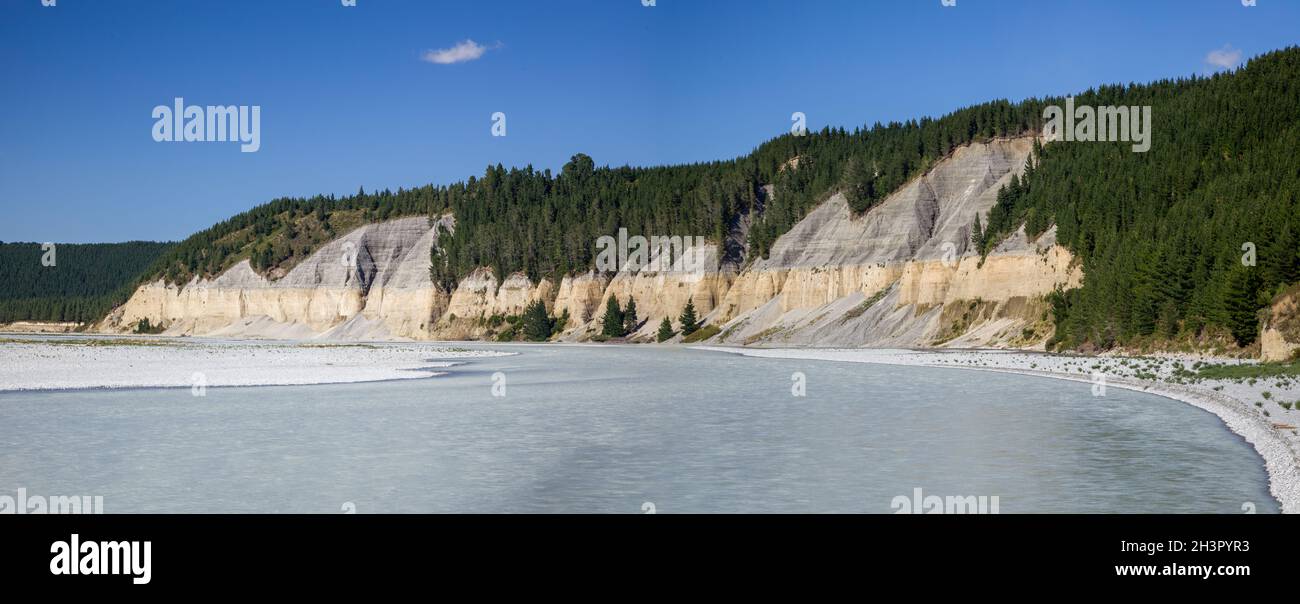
xmin=1 ymin=0 xmax=1296 ymax=243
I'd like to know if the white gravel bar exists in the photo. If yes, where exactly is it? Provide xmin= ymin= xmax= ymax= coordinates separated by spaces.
xmin=0 ymin=337 xmax=512 ymax=392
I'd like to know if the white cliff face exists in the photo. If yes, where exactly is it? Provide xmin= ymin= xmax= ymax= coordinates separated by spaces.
xmin=554 ymin=271 xmax=609 ymax=327
xmin=1262 ymin=287 xmax=1300 ymax=362
xmin=708 ymin=137 xmax=1082 ymax=348
xmin=580 ymin=241 xmax=732 ymax=339
xmin=495 ymin=273 xmax=544 ymax=316
xmin=359 ymin=215 xmax=455 ymax=338
xmin=442 ymin=266 xmax=500 ymax=323
xmin=100 ymin=137 xmax=1084 ymax=348
xmin=103 ymin=216 xmax=453 ymax=340
xmin=432 ymin=238 xmax=730 ymax=342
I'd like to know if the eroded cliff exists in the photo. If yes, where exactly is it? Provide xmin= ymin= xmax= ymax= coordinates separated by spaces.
xmin=100 ymin=137 xmax=1085 ymax=348
xmin=707 ymin=137 xmax=1080 ymax=349
xmin=1262 ymin=285 xmax=1300 ymax=362
xmin=100 ymin=216 xmax=453 ymax=340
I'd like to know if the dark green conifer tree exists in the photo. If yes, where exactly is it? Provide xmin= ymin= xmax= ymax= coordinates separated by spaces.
xmin=602 ymin=296 xmax=625 ymax=337
xmin=679 ymin=300 xmax=699 ymax=336
xmin=522 ymin=300 xmax=552 ymax=341
xmin=657 ymin=317 xmax=675 ymax=342
xmin=622 ymin=298 xmax=639 ymax=334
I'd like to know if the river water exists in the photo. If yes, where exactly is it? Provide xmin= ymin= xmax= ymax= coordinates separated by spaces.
xmin=0 ymin=343 xmax=1277 ymax=513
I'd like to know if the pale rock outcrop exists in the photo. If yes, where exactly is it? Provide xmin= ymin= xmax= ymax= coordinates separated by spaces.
xmin=554 ymin=271 xmax=609 ymax=327
xmin=438 ymin=237 xmax=732 ymax=342
xmin=442 ymin=266 xmax=499 ymax=323
xmin=431 ymin=268 xmax=558 ymax=338
xmin=362 ymin=216 xmax=455 ymax=338
xmin=571 ymin=238 xmax=733 ymax=340
xmin=1262 ymin=287 xmax=1300 ymax=362
xmin=97 ymin=136 xmax=1087 ymax=349
xmin=709 ymin=137 xmax=1081 ymax=348
xmin=1262 ymin=329 xmax=1300 ymax=363
xmin=102 ymin=215 xmax=452 ymax=340
xmin=494 ymin=273 xmax=540 ymax=316
xmin=896 ymin=226 xmax=1078 ymax=306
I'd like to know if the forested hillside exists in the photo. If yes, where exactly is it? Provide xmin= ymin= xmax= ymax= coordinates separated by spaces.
xmin=134 ymin=46 xmax=1300 ymax=353
xmin=979 ymin=48 xmax=1300 ymax=351
xmin=0 ymin=241 xmax=174 ymax=323
xmin=143 ymin=84 xmax=1052 ymax=288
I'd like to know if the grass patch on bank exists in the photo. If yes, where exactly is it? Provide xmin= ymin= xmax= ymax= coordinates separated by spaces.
xmin=842 ymin=288 xmax=889 ymax=323
xmin=682 ymin=324 xmax=721 ymax=343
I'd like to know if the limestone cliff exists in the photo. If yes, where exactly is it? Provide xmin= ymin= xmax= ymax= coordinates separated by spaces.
xmin=432 ymin=267 xmax=557 ymax=339
xmin=707 ymin=137 xmax=1081 ymax=349
xmin=1262 ymin=286 xmax=1300 ymax=362
xmin=100 ymin=216 xmax=453 ymax=340
xmin=573 ymin=240 xmax=734 ymax=340
xmin=100 ymin=136 xmax=1085 ymax=349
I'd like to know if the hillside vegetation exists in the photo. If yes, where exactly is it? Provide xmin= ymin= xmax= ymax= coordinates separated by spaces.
xmin=128 ymin=47 xmax=1300 ymax=354
xmin=143 ymin=95 xmax=1052 ymax=288
xmin=978 ymin=48 xmax=1300 ymax=351
xmin=0 ymin=241 xmax=174 ymax=324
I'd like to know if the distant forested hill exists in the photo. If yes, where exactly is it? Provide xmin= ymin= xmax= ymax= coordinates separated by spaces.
xmin=0 ymin=241 xmax=174 ymax=324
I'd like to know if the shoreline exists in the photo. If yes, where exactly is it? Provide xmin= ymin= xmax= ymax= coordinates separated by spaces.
xmin=698 ymin=346 xmax=1300 ymax=514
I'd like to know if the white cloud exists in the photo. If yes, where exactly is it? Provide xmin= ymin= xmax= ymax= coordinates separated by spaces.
xmin=422 ymin=39 xmax=498 ymax=65
xmin=1204 ymin=44 xmax=1243 ymax=71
